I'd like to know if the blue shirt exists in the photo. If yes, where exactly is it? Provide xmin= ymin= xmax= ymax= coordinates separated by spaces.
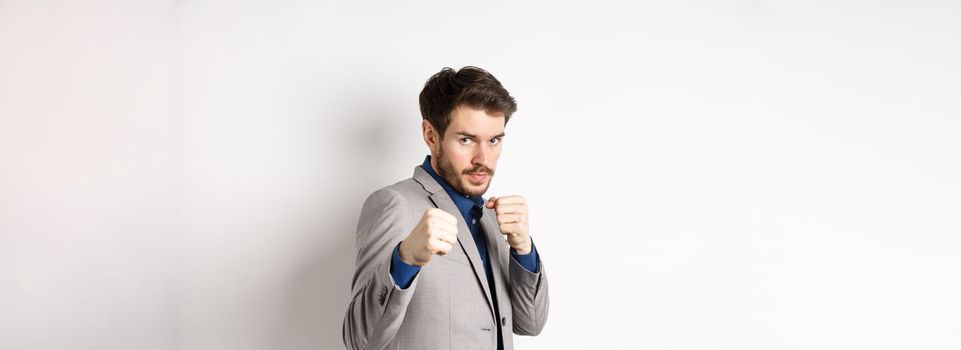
xmin=390 ymin=156 xmax=538 ymax=289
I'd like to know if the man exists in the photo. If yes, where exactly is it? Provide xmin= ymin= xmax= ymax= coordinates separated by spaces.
xmin=342 ymin=66 xmax=549 ymax=350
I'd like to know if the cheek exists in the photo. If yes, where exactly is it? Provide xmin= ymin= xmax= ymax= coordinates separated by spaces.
xmin=444 ymin=144 xmax=473 ymax=165
xmin=486 ymin=147 xmax=502 ymax=166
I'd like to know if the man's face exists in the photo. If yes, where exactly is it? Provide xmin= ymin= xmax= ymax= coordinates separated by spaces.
xmin=426 ymin=106 xmax=506 ymax=197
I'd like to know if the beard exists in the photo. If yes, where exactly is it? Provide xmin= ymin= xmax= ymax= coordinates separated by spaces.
xmin=435 ymin=145 xmax=495 ymax=197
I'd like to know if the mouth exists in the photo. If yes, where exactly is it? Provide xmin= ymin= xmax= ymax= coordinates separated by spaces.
xmin=466 ymin=172 xmax=489 ymax=184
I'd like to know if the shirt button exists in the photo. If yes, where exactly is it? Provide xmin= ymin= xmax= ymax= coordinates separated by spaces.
xmin=472 ymin=219 xmax=477 ymax=224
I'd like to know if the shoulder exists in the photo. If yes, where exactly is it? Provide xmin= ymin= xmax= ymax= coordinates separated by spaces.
xmin=361 ymin=177 xmax=425 ymax=212
xmin=377 ymin=177 xmax=426 ymax=201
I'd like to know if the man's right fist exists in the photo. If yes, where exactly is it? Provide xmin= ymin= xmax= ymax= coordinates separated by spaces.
xmin=398 ymin=208 xmax=459 ymax=266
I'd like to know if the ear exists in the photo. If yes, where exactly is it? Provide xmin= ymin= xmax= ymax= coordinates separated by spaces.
xmin=422 ymin=120 xmax=439 ymax=154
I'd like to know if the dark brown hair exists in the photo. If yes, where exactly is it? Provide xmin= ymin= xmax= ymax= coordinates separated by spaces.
xmin=419 ymin=66 xmax=517 ymax=137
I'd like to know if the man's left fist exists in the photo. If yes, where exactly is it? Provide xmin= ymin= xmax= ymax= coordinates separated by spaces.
xmin=485 ymin=195 xmax=532 ymax=254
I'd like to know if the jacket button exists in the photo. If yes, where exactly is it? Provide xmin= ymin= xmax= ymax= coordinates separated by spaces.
xmin=501 ymin=316 xmax=506 ymax=327
xmin=378 ymin=286 xmax=388 ymax=305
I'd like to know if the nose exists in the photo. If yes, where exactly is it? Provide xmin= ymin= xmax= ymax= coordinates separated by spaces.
xmin=472 ymin=143 xmax=489 ymax=167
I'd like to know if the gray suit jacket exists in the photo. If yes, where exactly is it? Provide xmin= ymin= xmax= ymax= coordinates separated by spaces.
xmin=343 ymin=165 xmax=549 ymax=350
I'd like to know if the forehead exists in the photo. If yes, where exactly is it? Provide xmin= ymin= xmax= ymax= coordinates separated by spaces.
xmin=446 ymin=106 xmax=506 ymax=136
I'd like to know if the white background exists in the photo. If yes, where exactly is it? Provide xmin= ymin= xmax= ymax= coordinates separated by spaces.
xmin=1 ymin=1 xmax=959 ymax=349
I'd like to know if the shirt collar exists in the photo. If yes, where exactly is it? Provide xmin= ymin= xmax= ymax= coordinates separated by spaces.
xmin=421 ymin=155 xmax=485 ymax=219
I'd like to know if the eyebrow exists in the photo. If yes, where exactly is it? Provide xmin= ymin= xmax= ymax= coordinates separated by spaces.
xmin=455 ymin=132 xmax=506 ymax=140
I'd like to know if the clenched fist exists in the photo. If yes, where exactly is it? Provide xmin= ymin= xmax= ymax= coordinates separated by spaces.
xmin=485 ymin=195 xmax=532 ymax=254
xmin=399 ymin=208 xmax=459 ymax=266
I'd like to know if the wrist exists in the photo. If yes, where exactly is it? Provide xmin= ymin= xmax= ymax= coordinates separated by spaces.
xmin=511 ymin=237 xmax=532 ymax=255
xmin=398 ymin=241 xmax=415 ymax=266
xmin=398 ymin=240 xmax=426 ymax=266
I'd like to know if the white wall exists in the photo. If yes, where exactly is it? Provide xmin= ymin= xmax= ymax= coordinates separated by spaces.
xmin=1 ymin=1 xmax=959 ymax=349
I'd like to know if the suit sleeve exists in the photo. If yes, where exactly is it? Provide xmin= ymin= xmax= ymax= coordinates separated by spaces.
xmin=508 ymin=244 xmax=549 ymax=336
xmin=343 ymin=188 xmax=418 ymax=350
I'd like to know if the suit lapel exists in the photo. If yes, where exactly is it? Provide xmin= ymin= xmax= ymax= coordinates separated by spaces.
xmin=481 ymin=206 xmax=509 ymax=296
xmin=414 ymin=166 xmax=496 ymax=319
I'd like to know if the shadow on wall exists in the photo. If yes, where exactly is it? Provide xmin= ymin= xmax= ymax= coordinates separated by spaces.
xmin=271 ymin=84 xmax=411 ymax=349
